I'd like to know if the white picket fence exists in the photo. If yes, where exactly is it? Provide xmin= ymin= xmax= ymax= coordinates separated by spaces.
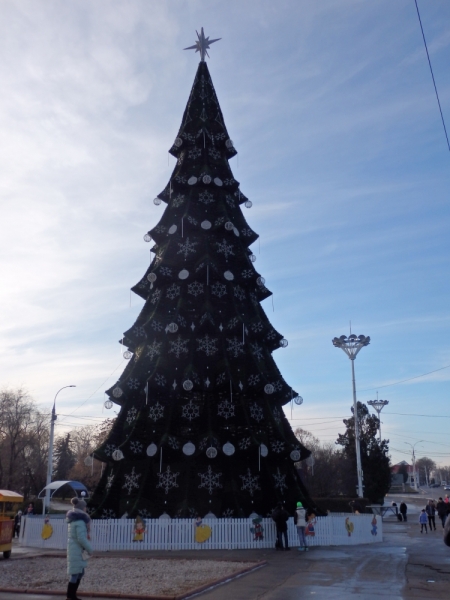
xmin=20 ymin=514 xmax=382 ymax=551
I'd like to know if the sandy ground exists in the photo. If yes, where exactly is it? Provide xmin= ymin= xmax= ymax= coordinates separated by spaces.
xmin=0 ymin=556 xmax=257 ymax=597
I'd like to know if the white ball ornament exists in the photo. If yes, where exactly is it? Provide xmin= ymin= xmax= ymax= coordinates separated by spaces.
xmin=206 ymin=447 xmax=218 ymax=459
xmin=112 ymin=387 xmax=123 ymax=398
xmin=153 ymin=197 xmax=161 ymax=205
xmin=167 ymin=323 xmax=178 ymax=333
xmin=188 ymin=176 xmax=197 ymax=185
xmin=146 ymin=443 xmax=158 ymax=457
xmin=183 ymin=380 xmax=193 ymax=391
xmin=104 ymin=400 xmax=113 ymax=409
xmin=112 ymin=449 xmax=124 ymax=461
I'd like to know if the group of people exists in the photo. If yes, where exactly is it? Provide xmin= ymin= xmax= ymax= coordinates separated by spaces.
xmin=271 ymin=501 xmax=310 ymax=552
xmin=419 ymin=497 xmax=449 ymax=534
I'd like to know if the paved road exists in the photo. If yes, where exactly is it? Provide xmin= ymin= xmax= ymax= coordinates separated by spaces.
xmin=1 ymin=494 xmax=449 ymax=599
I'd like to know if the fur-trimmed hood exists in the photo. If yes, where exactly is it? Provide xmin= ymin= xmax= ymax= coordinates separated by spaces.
xmin=66 ymin=508 xmax=91 ymax=524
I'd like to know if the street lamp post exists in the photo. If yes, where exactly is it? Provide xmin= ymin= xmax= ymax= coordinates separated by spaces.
xmin=404 ymin=441 xmax=423 ymax=491
xmin=332 ymin=334 xmax=370 ymax=498
xmin=367 ymin=398 xmax=389 ymax=442
xmin=43 ymin=385 xmax=76 ymax=515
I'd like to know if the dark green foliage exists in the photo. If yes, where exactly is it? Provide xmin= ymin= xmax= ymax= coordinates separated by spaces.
xmin=336 ymin=402 xmax=391 ymax=503
xmin=53 ymin=433 xmax=76 ymax=481
xmin=90 ymin=62 xmax=318 ymax=519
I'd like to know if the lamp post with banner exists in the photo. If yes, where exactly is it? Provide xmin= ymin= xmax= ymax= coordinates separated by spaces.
xmin=43 ymin=385 xmax=76 ymax=514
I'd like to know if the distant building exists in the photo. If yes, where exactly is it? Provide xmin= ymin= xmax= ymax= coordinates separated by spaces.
xmin=391 ymin=461 xmax=417 ymax=488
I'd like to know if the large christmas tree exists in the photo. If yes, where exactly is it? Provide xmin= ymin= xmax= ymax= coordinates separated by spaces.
xmin=90 ymin=31 xmax=317 ymax=519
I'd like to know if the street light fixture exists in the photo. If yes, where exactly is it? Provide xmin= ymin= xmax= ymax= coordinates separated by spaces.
xmin=404 ymin=440 xmax=423 ymax=491
xmin=43 ymin=385 xmax=76 ymax=515
xmin=332 ymin=334 xmax=370 ymax=498
xmin=367 ymin=398 xmax=389 ymax=442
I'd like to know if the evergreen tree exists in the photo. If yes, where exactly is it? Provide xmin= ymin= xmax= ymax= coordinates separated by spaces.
xmin=90 ymin=52 xmax=318 ymax=519
xmin=336 ymin=402 xmax=391 ymax=503
xmin=53 ymin=433 xmax=76 ymax=481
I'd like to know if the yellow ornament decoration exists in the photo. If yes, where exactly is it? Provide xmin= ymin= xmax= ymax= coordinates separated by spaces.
xmin=41 ymin=517 xmax=53 ymax=540
xmin=194 ymin=517 xmax=212 ymax=543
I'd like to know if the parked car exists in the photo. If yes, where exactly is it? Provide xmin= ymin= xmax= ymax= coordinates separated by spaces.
xmin=444 ymin=485 xmax=450 ymax=491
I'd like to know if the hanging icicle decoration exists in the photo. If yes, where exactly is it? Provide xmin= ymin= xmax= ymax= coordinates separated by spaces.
xmin=182 ymin=217 xmax=184 ymax=238
xmin=129 ymin=290 xmax=132 ymax=308
xmin=272 ymin=295 xmax=274 ymax=312
xmin=145 ymin=382 xmax=149 ymax=405
xmin=207 ymin=264 xmax=209 ymax=285
xmin=230 ymin=380 xmax=233 ymax=402
xmin=159 ymin=447 xmax=163 ymax=473
xmin=242 ymin=323 xmax=245 ymax=344
xmin=203 ymin=130 xmax=206 ymax=148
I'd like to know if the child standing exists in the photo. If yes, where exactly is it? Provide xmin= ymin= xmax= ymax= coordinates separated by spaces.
xmin=419 ymin=509 xmax=428 ymax=534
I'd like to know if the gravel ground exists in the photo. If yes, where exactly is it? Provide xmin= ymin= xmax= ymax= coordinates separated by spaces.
xmin=0 ymin=556 xmax=256 ymax=597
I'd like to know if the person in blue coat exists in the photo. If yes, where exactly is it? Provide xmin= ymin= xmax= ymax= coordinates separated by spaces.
xmin=66 ymin=497 xmax=92 ymax=600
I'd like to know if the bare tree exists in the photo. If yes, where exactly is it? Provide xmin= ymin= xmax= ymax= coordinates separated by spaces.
xmin=0 ymin=388 xmax=49 ymax=496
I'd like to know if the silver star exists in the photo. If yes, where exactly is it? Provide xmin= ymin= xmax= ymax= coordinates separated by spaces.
xmin=184 ymin=28 xmax=221 ymax=62
xmin=172 ymin=380 xmax=177 ymax=390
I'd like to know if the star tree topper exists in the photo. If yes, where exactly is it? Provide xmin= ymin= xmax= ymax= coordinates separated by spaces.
xmin=184 ymin=27 xmax=221 ymax=61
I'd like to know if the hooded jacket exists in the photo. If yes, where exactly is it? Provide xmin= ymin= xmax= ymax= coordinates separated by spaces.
xmin=66 ymin=509 xmax=93 ymax=575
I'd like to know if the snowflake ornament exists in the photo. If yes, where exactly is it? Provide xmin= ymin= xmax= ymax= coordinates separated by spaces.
xmin=196 ymin=335 xmax=218 ymax=356
xmin=102 ymin=509 xmax=116 ymax=519
xmin=188 ymin=147 xmax=202 ymax=159
xmin=198 ymin=191 xmax=214 ymax=204
xmin=271 ymin=440 xmax=285 ymax=454
xmin=151 ymin=320 xmax=164 ymax=332
xmin=122 ymin=467 xmax=141 ymax=494
xmin=133 ymin=326 xmax=146 ymax=337
xmin=239 ymin=437 xmax=251 ymax=450
xmin=130 ymin=441 xmax=143 ymax=454
xmin=216 ymin=372 xmax=226 ymax=385
xmin=171 ymin=195 xmax=185 ymax=208
xmin=168 ymin=336 xmax=189 ymax=358
xmin=127 ymin=378 xmax=140 ymax=390
xmin=105 ymin=474 xmax=114 ymax=491
xmin=126 ymin=407 xmax=138 ymax=424
xmin=160 ymin=267 xmax=173 ymax=277
xmin=222 ymin=508 xmax=234 ymax=517
xmin=150 ymin=289 xmax=161 ymax=305
xmin=272 ymin=468 xmax=288 ymax=494
xmin=241 ymin=269 xmax=253 ymax=279
xmin=249 ymin=403 xmax=264 ymax=422
xmin=208 ymin=147 xmax=221 ymax=160
xmin=146 ymin=340 xmax=162 ymax=361
xmin=250 ymin=343 xmax=264 ymax=361
xmin=211 ymin=282 xmax=227 ymax=298
xmin=166 ymin=284 xmax=181 ymax=300
xmin=177 ymin=237 xmax=198 ymax=259
xmin=215 ymin=239 xmax=235 ymax=260
xmin=154 ymin=373 xmax=166 ymax=387
xmin=187 ymin=281 xmax=204 ymax=296
xmin=168 ymin=436 xmax=180 ymax=449
xmin=217 ymin=399 xmax=235 ymax=420
xmin=181 ymin=399 xmax=200 ymax=421
xmin=156 ymin=466 xmax=180 ymax=494
xmin=198 ymin=465 xmax=223 ymax=495
xmin=240 ymin=468 xmax=261 ymax=497
xmin=148 ymin=402 xmax=164 ymax=422
xmin=233 ymin=285 xmax=246 ymax=301
xmin=104 ymin=444 xmax=116 ymax=457
xmin=227 ymin=317 xmax=239 ymax=329
xmin=226 ymin=337 xmax=244 ymax=358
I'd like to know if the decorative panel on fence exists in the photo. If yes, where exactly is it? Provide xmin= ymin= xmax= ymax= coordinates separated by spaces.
xmin=20 ymin=514 xmax=382 ymax=551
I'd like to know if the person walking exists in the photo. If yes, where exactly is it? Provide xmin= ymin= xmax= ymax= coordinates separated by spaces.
xmin=272 ymin=501 xmax=290 ymax=551
xmin=13 ymin=510 xmax=22 ymax=538
xmin=425 ymin=499 xmax=437 ymax=531
xmin=444 ymin=512 xmax=450 ymax=547
xmin=436 ymin=497 xmax=448 ymax=529
xmin=419 ymin=509 xmax=428 ymax=534
xmin=66 ymin=497 xmax=92 ymax=600
xmin=399 ymin=501 xmax=407 ymax=522
xmin=295 ymin=501 xmax=308 ymax=552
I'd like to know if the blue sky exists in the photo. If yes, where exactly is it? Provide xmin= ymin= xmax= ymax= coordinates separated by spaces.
xmin=1 ymin=0 xmax=449 ymax=472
